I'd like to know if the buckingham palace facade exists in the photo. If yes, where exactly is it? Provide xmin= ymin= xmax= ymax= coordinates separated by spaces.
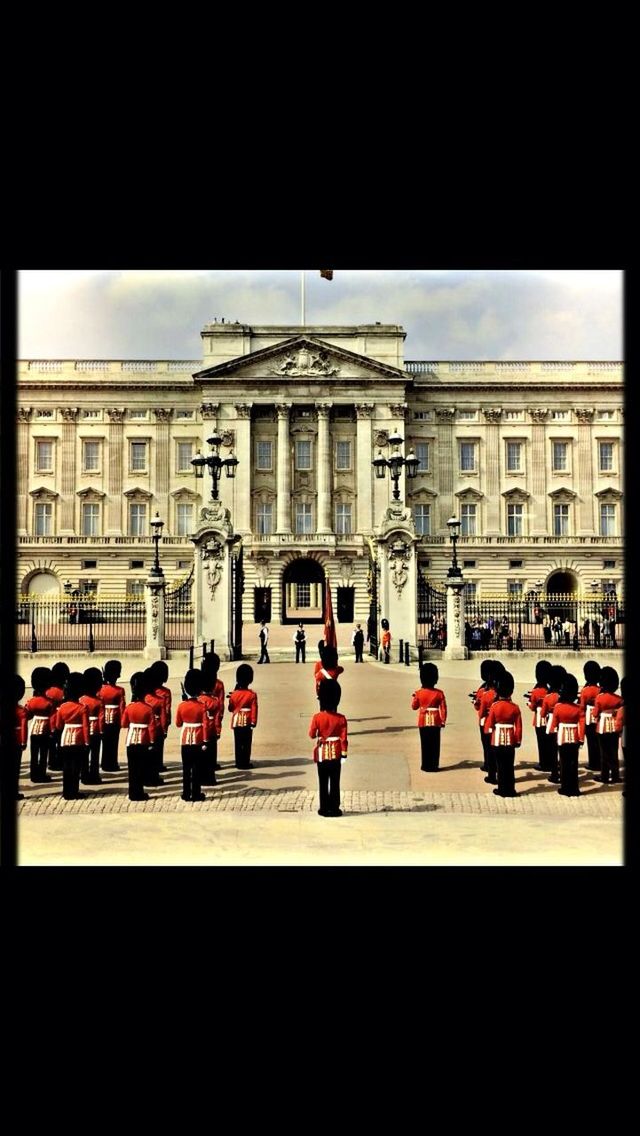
xmin=17 ymin=320 xmax=624 ymax=629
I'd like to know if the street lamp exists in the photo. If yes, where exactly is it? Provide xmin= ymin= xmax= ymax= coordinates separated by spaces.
xmin=372 ymin=426 xmax=419 ymax=501
xmin=192 ymin=431 xmax=239 ymax=501
xmin=446 ymin=516 xmax=462 ymax=578
xmin=150 ymin=512 xmax=165 ymax=577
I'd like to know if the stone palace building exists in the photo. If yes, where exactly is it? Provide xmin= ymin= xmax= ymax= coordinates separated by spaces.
xmin=17 ymin=320 xmax=624 ymax=647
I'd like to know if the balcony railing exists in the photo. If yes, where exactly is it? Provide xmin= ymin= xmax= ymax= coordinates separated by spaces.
xmin=18 ymin=535 xmax=192 ymax=545
xmin=416 ymin=534 xmax=624 ymax=545
xmin=249 ymin=532 xmax=365 ymax=546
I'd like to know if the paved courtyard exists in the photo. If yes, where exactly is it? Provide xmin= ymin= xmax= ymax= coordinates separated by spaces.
xmin=16 ymin=651 xmax=624 ymax=866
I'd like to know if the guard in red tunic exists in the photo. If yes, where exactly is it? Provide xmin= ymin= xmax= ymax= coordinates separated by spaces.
xmin=314 ymin=645 xmax=344 ymax=697
xmin=470 ymin=658 xmax=495 ymax=772
xmin=143 ymin=667 xmax=168 ymax=787
xmin=14 ymin=675 xmax=28 ymax=801
xmin=381 ymin=619 xmax=392 ymax=664
xmin=175 ymin=669 xmax=210 ymax=802
xmin=617 ymin=677 xmax=626 ymax=796
xmin=309 ymin=678 xmax=348 ymax=817
xmin=25 ymin=666 xmax=55 ymax=783
xmin=549 ymin=673 xmax=585 ymax=796
xmin=525 ymin=658 xmax=553 ymax=771
xmin=54 ymin=672 xmax=90 ymax=801
xmin=98 ymin=660 xmax=126 ymax=772
xmin=483 ymin=670 xmax=522 ymax=797
xmin=593 ymin=666 xmax=623 ymax=784
xmin=201 ymin=653 xmax=224 ymax=777
xmin=80 ymin=667 xmax=105 ymax=785
xmin=228 ymin=663 xmax=258 ymax=770
xmin=45 ymin=661 xmax=70 ymax=772
xmin=477 ymin=661 xmax=506 ymax=785
xmin=149 ymin=660 xmax=171 ymax=773
xmin=579 ymin=660 xmax=602 ymax=772
xmin=412 ymin=662 xmax=447 ymax=772
xmin=121 ymin=672 xmax=157 ymax=801
xmin=540 ymin=665 xmax=567 ymax=784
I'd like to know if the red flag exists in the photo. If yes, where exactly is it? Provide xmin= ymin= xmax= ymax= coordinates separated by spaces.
xmin=323 ymin=579 xmax=337 ymax=652
xmin=319 ymin=269 xmax=334 ymax=280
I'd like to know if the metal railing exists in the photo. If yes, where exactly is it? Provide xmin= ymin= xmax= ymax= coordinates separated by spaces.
xmin=165 ymin=569 xmax=194 ymax=650
xmin=463 ymin=594 xmax=624 ymax=652
xmin=16 ymin=596 xmax=145 ymax=653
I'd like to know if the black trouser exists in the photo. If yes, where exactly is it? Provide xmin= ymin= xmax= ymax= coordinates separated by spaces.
xmin=126 ymin=744 xmax=147 ymax=800
xmin=295 ymin=643 xmax=306 ymax=663
xmin=181 ymin=744 xmax=204 ymax=800
xmin=547 ymin=734 xmax=559 ymax=782
xmin=144 ymin=744 xmax=162 ymax=786
xmin=101 ymin=722 xmax=121 ymax=771
xmin=156 ymin=732 xmax=166 ymax=772
xmin=317 ymin=758 xmax=341 ymax=814
xmin=419 ymin=726 xmax=441 ymax=771
xmin=355 ymin=648 xmax=363 ymax=662
xmin=484 ymin=731 xmax=498 ymax=782
xmin=559 ymin=743 xmax=580 ymax=795
xmin=82 ymin=733 xmax=102 ymax=783
xmin=535 ymin=726 xmax=552 ymax=770
xmin=494 ymin=745 xmax=517 ymax=796
xmin=480 ymin=725 xmax=491 ymax=770
xmin=61 ymin=745 xmax=85 ymax=799
xmin=259 ymin=644 xmax=270 ymax=663
xmin=383 ymin=648 xmax=390 ymax=663
xmin=233 ymin=726 xmax=253 ymax=769
xmin=585 ymin=724 xmax=600 ymax=771
xmin=598 ymin=734 xmax=620 ymax=783
xmin=30 ymin=734 xmax=49 ymax=780
xmin=48 ymin=728 xmax=62 ymax=771
xmin=201 ymin=734 xmax=218 ymax=784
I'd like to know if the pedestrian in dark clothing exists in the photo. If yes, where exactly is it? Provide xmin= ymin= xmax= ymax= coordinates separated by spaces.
xmin=293 ymin=622 xmax=306 ymax=663
xmin=258 ymin=621 xmax=270 ymax=664
xmin=352 ymin=624 xmax=365 ymax=663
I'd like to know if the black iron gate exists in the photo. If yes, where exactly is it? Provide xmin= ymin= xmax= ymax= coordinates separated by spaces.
xmin=230 ymin=543 xmax=244 ymax=660
xmin=367 ymin=554 xmax=379 ymax=657
xmin=165 ymin=567 xmax=194 ymax=650
xmin=417 ymin=572 xmax=447 ymax=651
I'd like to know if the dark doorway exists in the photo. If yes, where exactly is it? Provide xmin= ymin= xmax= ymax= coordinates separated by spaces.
xmin=337 ymin=587 xmax=354 ymax=623
xmin=282 ymin=558 xmax=325 ymax=624
xmin=254 ymin=586 xmax=271 ymax=623
xmin=546 ymin=571 xmax=577 ymax=594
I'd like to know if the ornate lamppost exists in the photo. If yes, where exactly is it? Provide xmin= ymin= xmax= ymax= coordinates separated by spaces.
xmin=150 ymin=512 xmax=165 ymax=578
xmin=446 ymin=515 xmax=462 ymax=577
xmin=442 ymin=515 xmax=468 ymax=660
xmin=372 ymin=426 xmax=419 ymax=499
xmin=192 ymin=431 xmax=239 ymax=501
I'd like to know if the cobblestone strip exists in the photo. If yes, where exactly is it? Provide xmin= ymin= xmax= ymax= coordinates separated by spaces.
xmin=17 ymin=788 xmax=623 ymax=819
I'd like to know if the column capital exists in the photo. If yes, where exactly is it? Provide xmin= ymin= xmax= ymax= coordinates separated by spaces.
xmin=315 ymin=402 xmax=332 ymax=418
xmin=201 ymin=402 xmax=219 ymax=420
xmin=106 ymin=408 xmax=125 ymax=423
xmin=435 ymin=407 xmax=455 ymax=423
xmin=17 ymin=407 xmax=32 ymax=423
xmin=276 ymin=403 xmax=292 ymax=419
xmin=483 ymin=407 xmax=502 ymax=423
xmin=528 ymin=408 xmax=548 ymax=423
xmin=154 ymin=408 xmax=173 ymax=422
xmin=234 ymin=403 xmax=252 ymax=418
xmin=60 ymin=407 xmax=79 ymax=422
xmin=575 ymin=407 xmax=595 ymax=423
xmin=355 ymin=402 xmax=375 ymax=419
xmin=388 ymin=403 xmax=406 ymax=419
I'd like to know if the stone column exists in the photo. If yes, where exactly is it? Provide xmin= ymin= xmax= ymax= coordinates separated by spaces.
xmin=191 ymin=501 xmax=237 ymax=660
xmin=529 ymin=409 xmax=548 ymax=534
xmin=106 ymin=408 xmax=125 ymax=534
xmin=355 ymin=403 xmax=374 ymax=533
xmin=316 ymin=402 xmax=332 ymax=533
xmin=444 ymin=576 xmax=469 ymax=660
xmin=275 ymin=403 xmax=292 ymax=534
xmin=435 ymin=408 xmax=455 ymax=529
xmin=153 ymin=408 xmax=172 ymax=527
xmin=144 ymin=573 xmax=167 ymax=660
xmin=377 ymin=530 xmax=419 ymax=661
xmin=234 ymin=403 xmax=252 ymax=534
xmin=483 ymin=408 xmax=502 ymax=534
xmin=59 ymin=407 xmax=78 ymax=533
xmin=17 ymin=407 xmax=31 ymax=533
xmin=575 ymin=408 xmax=595 ymax=533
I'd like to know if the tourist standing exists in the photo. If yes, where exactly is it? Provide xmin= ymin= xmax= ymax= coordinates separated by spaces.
xmin=258 ymin=621 xmax=270 ymax=664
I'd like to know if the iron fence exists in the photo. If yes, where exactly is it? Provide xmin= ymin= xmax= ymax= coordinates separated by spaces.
xmin=464 ymin=593 xmax=624 ymax=652
xmin=165 ymin=569 xmax=194 ymax=651
xmin=417 ymin=574 xmax=447 ymax=651
xmin=16 ymin=596 xmax=145 ymax=653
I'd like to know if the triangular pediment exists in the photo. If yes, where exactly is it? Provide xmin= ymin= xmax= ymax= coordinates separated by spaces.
xmin=194 ymin=336 xmax=406 ymax=383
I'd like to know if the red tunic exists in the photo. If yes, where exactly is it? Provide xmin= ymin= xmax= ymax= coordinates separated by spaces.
xmin=144 ymin=692 xmax=168 ymax=736
xmin=580 ymin=683 xmax=601 ymax=729
xmin=54 ymin=701 xmax=90 ymax=747
xmin=309 ymin=710 xmax=348 ymax=763
xmin=98 ymin=683 xmax=127 ymax=727
xmin=484 ymin=699 xmax=523 ymax=747
xmin=616 ymin=703 xmax=625 ymax=745
xmin=80 ymin=694 xmax=105 ymax=736
xmin=154 ymin=685 xmax=172 ymax=722
xmin=228 ymin=689 xmax=258 ymax=729
xmin=411 ymin=687 xmax=447 ymax=728
xmin=382 ymin=631 xmax=391 ymax=650
xmin=45 ymin=685 xmax=66 ymax=710
xmin=473 ymin=683 xmax=487 ymax=719
xmin=175 ymin=699 xmax=210 ymax=746
xmin=25 ymin=695 xmax=56 ymax=737
xmin=197 ymin=693 xmax=220 ymax=738
xmin=477 ymin=687 xmax=497 ymax=727
xmin=213 ymin=679 xmax=225 ymax=733
xmin=541 ymin=692 xmax=560 ymax=732
xmin=121 ymin=702 xmax=157 ymax=747
xmin=549 ymin=702 xmax=586 ymax=745
xmin=527 ymin=684 xmax=549 ymax=728
xmin=593 ymin=692 xmax=623 ymax=736
xmin=314 ymin=662 xmax=344 ymax=693
xmin=16 ymin=705 xmax=28 ymax=747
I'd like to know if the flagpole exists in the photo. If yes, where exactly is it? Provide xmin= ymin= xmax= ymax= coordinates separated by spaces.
xmin=301 ymin=270 xmax=305 ymax=326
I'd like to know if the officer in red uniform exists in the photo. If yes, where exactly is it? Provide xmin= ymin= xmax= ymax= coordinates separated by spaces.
xmin=309 ymin=678 xmax=348 ymax=817
xmin=228 ymin=664 xmax=258 ymax=770
xmin=540 ymin=665 xmax=567 ymax=784
xmin=411 ymin=662 xmax=447 ymax=772
xmin=381 ymin=618 xmax=391 ymax=663
xmin=143 ymin=667 xmax=168 ymax=787
xmin=121 ymin=672 xmax=157 ymax=801
xmin=55 ymin=672 xmax=90 ymax=801
xmin=25 ymin=666 xmax=55 ymax=782
xmin=525 ymin=659 xmax=552 ymax=771
xmin=98 ymin=660 xmax=126 ymax=772
xmin=45 ymin=661 xmax=70 ymax=772
xmin=579 ymin=660 xmax=602 ymax=772
xmin=483 ymin=670 xmax=522 ymax=797
xmin=549 ymin=673 xmax=585 ymax=796
xmin=80 ymin=667 xmax=105 ymax=784
xmin=148 ymin=660 xmax=171 ymax=773
xmin=14 ymin=675 xmax=28 ymax=801
xmin=201 ymin=653 xmax=224 ymax=775
xmin=313 ymin=645 xmax=344 ymax=696
xmin=477 ymin=661 xmax=506 ymax=785
xmin=593 ymin=666 xmax=623 ymax=784
xmin=176 ymin=669 xmax=210 ymax=801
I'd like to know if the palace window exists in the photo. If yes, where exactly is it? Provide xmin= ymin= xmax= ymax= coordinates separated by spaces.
xmin=413 ymin=411 xmax=432 ymax=421
xmin=256 ymin=440 xmax=273 ymax=470
xmin=256 ymin=502 xmax=273 ymax=535
xmin=463 ymin=560 xmax=476 ymax=569
xmin=336 ymin=440 xmax=352 ymax=470
xmin=176 ymin=503 xmax=194 ymax=536
xmin=129 ymin=503 xmax=147 ymax=536
xmin=295 ymin=502 xmax=313 ymax=533
xmin=34 ymin=502 xmax=53 ymax=536
xmin=176 ymin=441 xmax=194 ymax=471
xmin=550 ymin=410 xmax=570 ymax=421
xmin=459 ymin=442 xmax=477 ymax=472
xmin=503 ymin=410 xmax=524 ymax=422
xmin=460 ymin=503 xmax=477 ymax=536
xmin=599 ymin=442 xmax=614 ymax=472
xmin=295 ymin=440 xmax=312 ymax=470
xmin=596 ymin=410 xmax=615 ymax=420
xmin=130 ymin=560 xmax=145 ymax=569
xmin=552 ymin=441 xmax=569 ymax=471
xmin=35 ymin=440 xmax=54 ymax=473
xmin=81 ymin=502 xmax=100 ymax=537
xmin=553 ymin=503 xmax=570 ymax=536
xmin=82 ymin=440 xmax=101 ymax=472
xmin=130 ymin=441 xmax=148 ymax=472
xmin=600 ymin=503 xmax=616 ymax=536
xmin=507 ymin=503 xmax=523 ymax=537
xmin=175 ymin=410 xmax=194 ymax=420
xmin=82 ymin=560 xmax=97 ymax=570
xmin=81 ymin=409 xmax=101 ymax=420
xmin=296 ymin=583 xmax=311 ymax=607
xmin=127 ymin=580 xmax=145 ymax=598
xmin=415 ymin=442 xmax=429 ymax=472
xmin=414 ymin=504 xmax=431 ymax=536
xmin=508 ymin=580 xmax=524 ymax=597
xmin=464 ymin=581 xmax=477 ymax=598
xmin=336 ymin=502 xmax=352 ymax=534
xmin=506 ymin=441 xmax=523 ymax=472
xmin=457 ymin=410 xmax=478 ymax=421
xmin=129 ymin=409 xmax=148 ymax=420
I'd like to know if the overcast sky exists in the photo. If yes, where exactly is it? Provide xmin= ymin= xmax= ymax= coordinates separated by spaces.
xmin=18 ymin=270 xmax=623 ymax=361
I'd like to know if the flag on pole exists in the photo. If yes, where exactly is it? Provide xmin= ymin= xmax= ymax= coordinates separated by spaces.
xmin=319 ymin=270 xmax=334 ymax=280
xmin=323 ymin=579 xmax=338 ymax=652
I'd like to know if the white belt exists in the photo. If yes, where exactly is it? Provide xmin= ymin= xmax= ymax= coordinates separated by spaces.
xmin=421 ymin=708 xmax=441 ymax=727
xmin=61 ymin=723 xmax=83 ymax=747
xmin=231 ymin=709 xmax=251 ymax=728
xmin=31 ymin=715 xmax=49 ymax=735
xmin=534 ymin=707 xmax=543 ymax=729
xmin=104 ymin=704 xmax=119 ymax=725
xmin=317 ymin=736 xmax=341 ymax=762
xmin=126 ymin=724 xmax=147 ymax=746
xmin=545 ymin=713 xmax=556 ymax=734
xmin=492 ymin=723 xmax=514 ymax=747
xmin=181 ymin=724 xmax=201 ymax=745
xmin=585 ymin=704 xmax=595 ymax=726
xmin=89 ymin=714 xmax=99 ymax=736
xmin=557 ymin=723 xmax=579 ymax=746
xmin=597 ymin=713 xmax=616 ymax=736
xmin=480 ymin=717 xmax=486 ymax=727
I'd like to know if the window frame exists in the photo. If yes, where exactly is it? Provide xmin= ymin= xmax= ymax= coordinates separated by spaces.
xmin=505 ymin=439 xmax=524 ymax=473
xmin=598 ymin=440 xmax=615 ymax=474
xmin=34 ymin=501 xmax=53 ymax=536
xmin=81 ymin=438 xmax=102 ymax=473
xmin=599 ymin=502 xmax=616 ymax=537
xmin=255 ymin=500 xmax=274 ymax=535
xmin=129 ymin=439 xmax=148 ymax=474
xmin=553 ymin=502 xmax=570 ymax=537
xmin=255 ymin=439 xmax=274 ymax=472
xmin=460 ymin=502 xmax=477 ymax=536
xmin=35 ymin=438 xmax=54 ymax=474
xmin=128 ymin=501 xmax=148 ymax=537
xmin=175 ymin=501 xmax=194 ymax=537
xmin=295 ymin=501 xmax=313 ymax=534
xmin=176 ymin=440 xmax=195 ymax=473
xmin=551 ymin=439 xmax=570 ymax=473
xmin=459 ymin=441 xmax=478 ymax=473
xmin=81 ymin=501 xmax=101 ymax=537
xmin=506 ymin=502 xmax=524 ymax=537
xmin=295 ymin=438 xmax=313 ymax=471
xmin=335 ymin=439 xmax=352 ymax=471
xmin=335 ymin=501 xmax=352 ymax=535
xmin=414 ymin=503 xmax=431 ymax=536
xmin=415 ymin=441 xmax=430 ymax=473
